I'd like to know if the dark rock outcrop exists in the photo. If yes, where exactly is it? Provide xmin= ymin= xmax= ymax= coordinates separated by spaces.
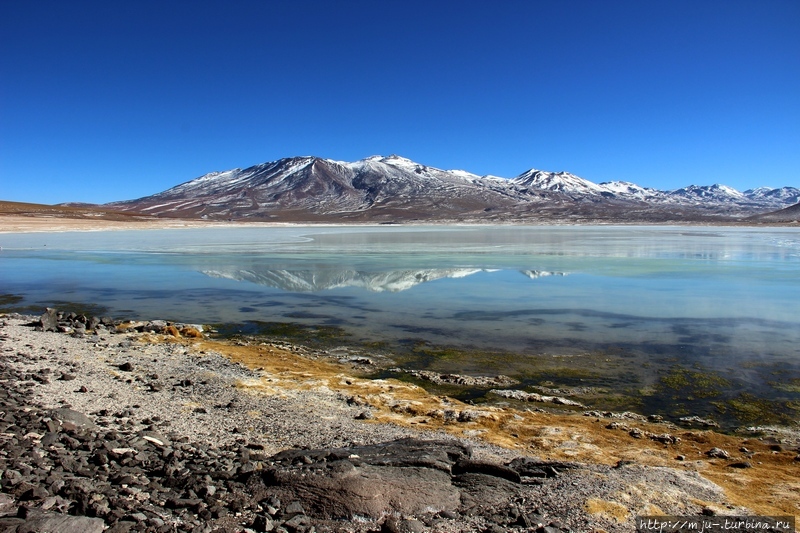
xmin=255 ymin=439 xmax=471 ymax=519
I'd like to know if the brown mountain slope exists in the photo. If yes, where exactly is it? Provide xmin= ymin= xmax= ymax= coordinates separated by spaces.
xmin=748 ymin=201 xmax=800 ymax=223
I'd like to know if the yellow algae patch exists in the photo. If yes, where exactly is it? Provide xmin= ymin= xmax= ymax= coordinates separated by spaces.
xmin=235 ymin=379 xmax=294 ymax=398
xmin=163 ymin=325 xmax=182 ymax=337
xmin=156 ymin=325 xmax=203 ymax=338
xmin=180 ymin=326 xmax=204 ymax=338
xmin=641 ymin=503 xmax=665 ymax=516
xmin=115 ymin=322 xmax=139 ymax=333
xmin=586 ymin=498 xmax=630 ymax=523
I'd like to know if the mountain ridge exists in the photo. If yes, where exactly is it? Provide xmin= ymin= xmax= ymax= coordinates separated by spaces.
xmin=104 ymin=155 xmax=800 ymax=223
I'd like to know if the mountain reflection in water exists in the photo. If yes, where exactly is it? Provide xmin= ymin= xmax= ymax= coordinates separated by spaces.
xmin=201 ymin=267 xmax=567 ymax=292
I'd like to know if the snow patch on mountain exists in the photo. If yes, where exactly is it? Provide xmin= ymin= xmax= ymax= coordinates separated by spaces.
xmin=670 ymin=184 xmax=746 ymax=202
xmin=512 ymin=169 xmax=607 ymax=196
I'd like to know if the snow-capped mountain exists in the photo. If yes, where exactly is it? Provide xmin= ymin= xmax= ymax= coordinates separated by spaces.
xmin=597 ymin=181 xmax=665 ymax=201
xmin=106 ymin=155 xmax=798 ymax=223
xmin=109 ymin=155 xmax=530 ymax=221
xmin=669 ymin=184 xmax=747 ymax=203
xmin=512 ymin=169 xmax=608 ymax=197
xmin=744 ymin=186 xmax=800 ymax=205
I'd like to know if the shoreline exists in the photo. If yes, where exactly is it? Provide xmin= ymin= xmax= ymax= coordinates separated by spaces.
xmin=1 ymin=312 xmax=798 ymax=531
xmin=1 ymin=214 xmax=798 ymax=235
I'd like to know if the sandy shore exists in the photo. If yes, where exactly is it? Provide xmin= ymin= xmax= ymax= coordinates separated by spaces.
xmin=1 ymin=313 xmax=798 ymax=531
xmin=0 ymin=215 xmax=281 ymax=234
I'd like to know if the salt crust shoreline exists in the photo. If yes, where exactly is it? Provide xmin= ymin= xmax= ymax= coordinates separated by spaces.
xmin=0 ymin=214 xmax=790 ymax=235
xmin=0 ymin=314 xmax=769 ymax=532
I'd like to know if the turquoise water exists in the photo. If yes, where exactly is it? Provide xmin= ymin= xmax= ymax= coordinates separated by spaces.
xmin=2 ymin=225 xmax=799 ymax=426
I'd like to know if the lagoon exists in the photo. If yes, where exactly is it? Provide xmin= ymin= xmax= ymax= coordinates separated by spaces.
xmin=2 ymin=225 xmax=799 ymax=427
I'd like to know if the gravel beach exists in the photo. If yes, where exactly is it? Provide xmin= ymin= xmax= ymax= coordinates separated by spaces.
xmin=1 ymin=312 xmax=797 ymax=533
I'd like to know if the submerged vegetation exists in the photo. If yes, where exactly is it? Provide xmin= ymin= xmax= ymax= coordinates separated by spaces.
xmin=0 ymin=294 xmax=24 ymax=312
xmin=0 ymin=294 xmax=43 ymax=315
xmin=656 ymin=364 xmax=731 ymax=399
xmin=47 ymin=300 xmax=110 ymax=319
xmin=0 ymin=295 xmax=108 ymax=316
xmin=712 ymin=393 xmax=800 ymax=426
xmin=770 ymin=378 xmax=800 ymax=394
xmin=209 ymin=320 xmax=800 ymax=430
xmin=212 ymin=320 xmax=351 ymax=348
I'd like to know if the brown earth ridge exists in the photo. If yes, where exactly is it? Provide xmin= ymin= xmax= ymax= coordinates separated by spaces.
xmin=0 ymin=308 xmax=797 ymax=533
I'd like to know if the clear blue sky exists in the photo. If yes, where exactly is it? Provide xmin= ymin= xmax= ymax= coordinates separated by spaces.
xmin=2 ymin=0 xmax=799 ymax=204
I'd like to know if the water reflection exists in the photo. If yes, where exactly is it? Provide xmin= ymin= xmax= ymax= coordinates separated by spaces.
xmin=201 ymin=267 xmax=567 ymax=292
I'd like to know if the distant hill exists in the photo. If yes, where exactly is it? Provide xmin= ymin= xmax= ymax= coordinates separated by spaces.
xmin=0 ymin=200 xmax=148 ymax=222
xmin=748 ymin=201 xmax=800 ymax=223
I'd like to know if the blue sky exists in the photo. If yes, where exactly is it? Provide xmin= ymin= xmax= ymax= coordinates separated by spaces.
xmin=2 ymin=1 xmax=798 ymax=204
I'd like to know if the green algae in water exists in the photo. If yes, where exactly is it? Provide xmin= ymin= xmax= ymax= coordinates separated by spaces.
xmin=0 ymin=293 xmax=45 ymax=315
xmin=0 ymin=294 xmax=23 ymax=307
xmin=713 ymin=393 xmax=799 ymax=425
xmin=769 ymin=378 xmax=800 ymax=394
xmin=657 ymin=365 xmax=730 ymax=399
xmin=386 ymin=341 xmax=660 ymax=414
xmin=377 ymin=340 xmax=522 ymax=377
xmin=0 ymin=294 xmax=25 ymax=313
xmin=0 ymin=296 xmax=109 ymax=317
xmin=388 ymin=374 xmax=489 ymax=404
xmin=47 ymin=301 xmax=110 ymax=319
xmin=212 ymin=320 xmax=351 ymax=347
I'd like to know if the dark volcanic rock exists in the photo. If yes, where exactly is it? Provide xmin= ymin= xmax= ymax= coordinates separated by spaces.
xmin=252 ymin=438 xmax=534 ymax=521
xmin=15 ymin=511 xmax=105 ymax=533
xmin=259 ymin=439 xmax=469 ymax=519
xmin=452 ymin=459 xmax=522 ymax=483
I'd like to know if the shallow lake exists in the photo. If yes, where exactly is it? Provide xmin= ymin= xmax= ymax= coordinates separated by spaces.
xmin=2 ymin=224 xmax=799 ymax=427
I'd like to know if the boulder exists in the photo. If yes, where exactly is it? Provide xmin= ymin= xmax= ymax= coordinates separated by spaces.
xmin=705 ymin=447 xmax=730 ymax=459
xmin=16 ymin=512 xmax=105 ymax=533
xmin=51 ymin=408 xmax=96 ymax=429
xmin=38 ymin=308 xmax=59 ymax=332
xmin=255 ymin=438 xmax=525 ymax=520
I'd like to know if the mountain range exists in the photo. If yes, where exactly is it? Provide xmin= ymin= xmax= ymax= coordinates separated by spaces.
xmin=107 ymin=155 xmax=800 ymax=223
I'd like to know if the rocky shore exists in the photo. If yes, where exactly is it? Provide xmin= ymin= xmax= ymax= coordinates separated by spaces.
xmin=1 ymin=311 xmax=797 ymax=532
